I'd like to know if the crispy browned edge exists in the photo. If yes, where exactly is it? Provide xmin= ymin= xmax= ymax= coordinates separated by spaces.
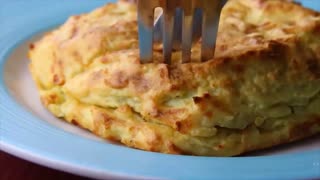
xmin=65 ymin=106 xmax=320 ymax=156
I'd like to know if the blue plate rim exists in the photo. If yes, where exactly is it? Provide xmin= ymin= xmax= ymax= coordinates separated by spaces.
xmin=0 ymin=0 xmax=319 ymax=179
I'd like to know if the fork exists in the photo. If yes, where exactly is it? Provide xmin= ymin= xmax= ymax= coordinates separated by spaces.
xmin=138 ymin=0 xmax=227 ymax=64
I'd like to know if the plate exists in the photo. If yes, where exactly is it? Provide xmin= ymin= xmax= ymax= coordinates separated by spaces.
xmin=0 ymin=0 xmax=319 ymax=179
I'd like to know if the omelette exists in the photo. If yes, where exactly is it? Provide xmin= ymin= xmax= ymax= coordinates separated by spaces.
xmin=28 ymin=0 xmax=320 ymax=156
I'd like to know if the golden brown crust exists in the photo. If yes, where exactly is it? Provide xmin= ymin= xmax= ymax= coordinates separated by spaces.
xmin=29 ymin=0 xmax=320 ymax=156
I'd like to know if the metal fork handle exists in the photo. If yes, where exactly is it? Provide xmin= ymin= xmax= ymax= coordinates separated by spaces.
xmin=138 ymin=0 xmax=227 ymax=64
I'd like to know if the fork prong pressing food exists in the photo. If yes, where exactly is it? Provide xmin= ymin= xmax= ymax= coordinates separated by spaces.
xmin=200 ymin=0 xmax=227 ymax=62
xmin=137 ymin=1 xmax=157 ymax=63
xmin=162 ymin=1 xmax=176 ymax=64
xmin=138 ymin=0 xmax=227 ymax=64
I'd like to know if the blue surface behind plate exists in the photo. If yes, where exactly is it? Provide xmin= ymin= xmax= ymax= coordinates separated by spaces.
xmin=0 ymin=0 xmax=320 ymax=179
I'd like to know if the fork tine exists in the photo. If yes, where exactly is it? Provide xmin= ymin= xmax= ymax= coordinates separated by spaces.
xmin=200 ymin=0 xmax=225 ymax=62
xmin=192 ymin=8 xmax=203 ymax=43
xmin=172 ymin=8 xmax=183 ymax=51
xmin=181 ymin=2 xmax=193 ymax=63
xmin=201 ymin=0 xmax=218 ymax=61
xmin=162 ymin=5 xmax=175 ymax=64
xmin=153 ymin=8 xmax=163 ymax=44
xmin=138 ymin=1 xmax=159 ymax=63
